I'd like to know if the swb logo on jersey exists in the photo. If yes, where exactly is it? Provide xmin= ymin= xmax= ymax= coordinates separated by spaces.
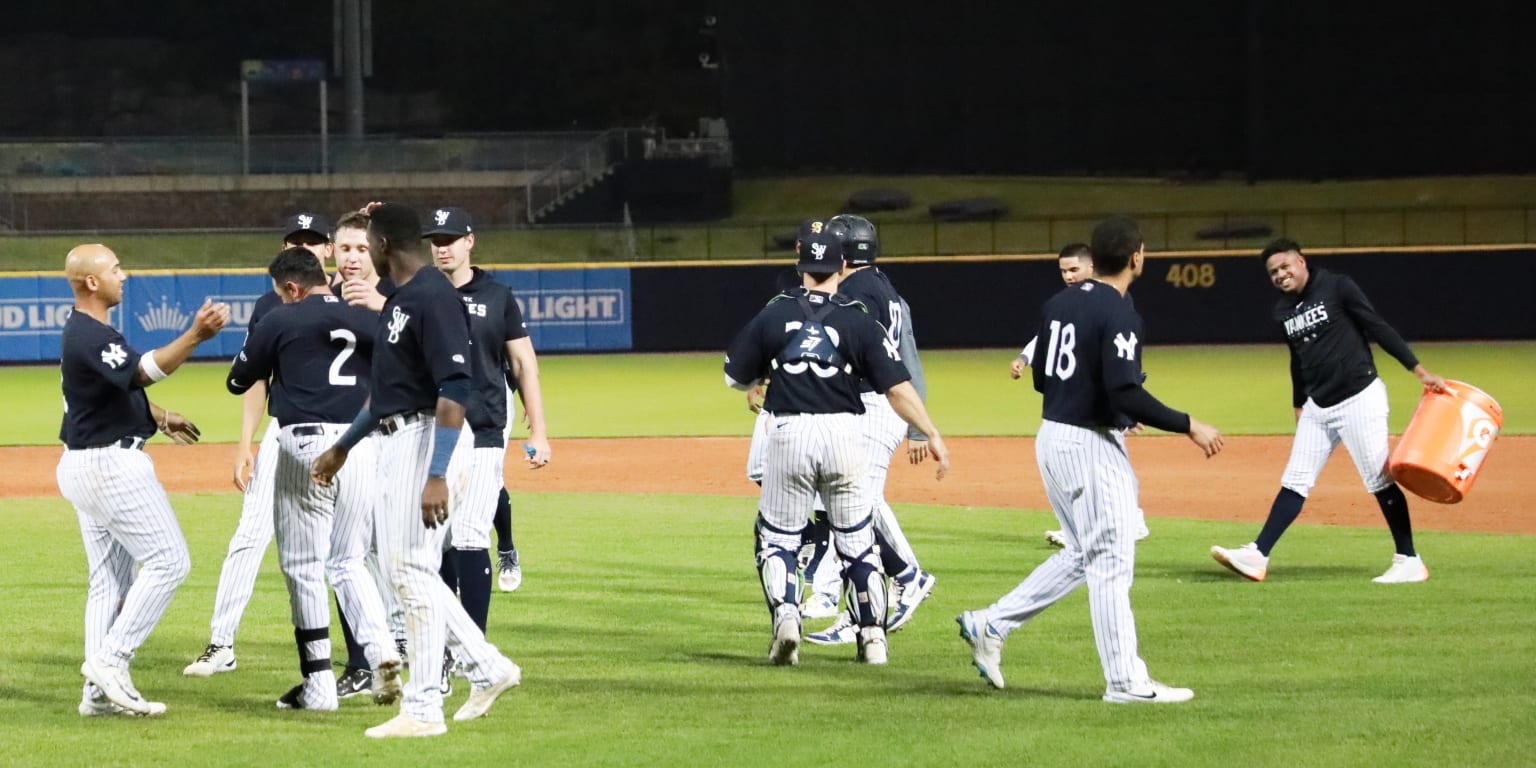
xmin=386 ymin=307 xmax=410 ymax=343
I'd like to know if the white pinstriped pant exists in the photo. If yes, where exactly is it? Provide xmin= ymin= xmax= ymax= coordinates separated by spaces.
xmin=207 ymin=419 xmax=278 ymax=646
xmin=984 ymin=420 xmax=1150 ymax=691
xmin=758 ymin=413 xmax=874 ymax=556
xmin=747 ymin=408 xmax=840 ymax=596
xmin=274 ymin=425 xmax=396 ymax=668
xmin=446 ymin=427 xmax=505 ymax=550
xmin=1282 ymin=378 xmax=1394 ymax=496
xmin=859 ymin=391 xmax=919 ymax=569
xmin=375 ymin=417 xmax=513 ymax=723
xmin=58 ymin=445 xmax=191 ymax=670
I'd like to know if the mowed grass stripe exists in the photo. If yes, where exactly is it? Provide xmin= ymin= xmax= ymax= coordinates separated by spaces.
xmin=1 ymin=491 xmax=1532 ymax=767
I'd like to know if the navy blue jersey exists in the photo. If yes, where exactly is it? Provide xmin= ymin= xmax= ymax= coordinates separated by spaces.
xmin=1277 ymin=269 xmax=1419 ymax=408
xmin=1033 ymin=280 xmax=1151 ymax=429
xmin=837 ymin=267 xmax=907 ymax=394
xmin=250 ymin=290 xmax=283 ymax=330
xmin=456 ymin=267 xmax=528 ymax=445
xmin=59 ymin=311 xmax=156 ymax=449
xmin=369 ymin=267 xmax=473 ymax=418
xmin=725 ymin=289 xmax=910 ymax=415
xmin=226 ymin=294 xmax=376 ymax=425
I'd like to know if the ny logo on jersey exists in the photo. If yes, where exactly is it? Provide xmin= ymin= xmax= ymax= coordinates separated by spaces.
xmin=386 ymin=306 xmax=410 ymax=344
xmin=1114 ymin=331 xmax=1138 ymax=361
xmin=434 ymin=209 xmax=450 ymax=226
xmin=100 ymin=343 xmax=127 ymax=368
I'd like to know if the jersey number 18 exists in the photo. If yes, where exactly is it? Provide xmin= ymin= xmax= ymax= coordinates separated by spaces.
xmin=1042 ymin=320 xmax=1077 ymax=380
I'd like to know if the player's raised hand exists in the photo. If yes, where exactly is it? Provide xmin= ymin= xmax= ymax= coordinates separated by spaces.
xmin=342 ymin=278 xmax=385 ymax=311
xmin=421 ymin=476 xmax=450 ymax=528
xmin=311 ymin=445 xmax=349 ymax=487
xmin=1187 ymin=417 xmax=1224 ymax=458
xmin=1008 ymin=358 xmax=1025 ymax=380
xmin=159 ymin=411 xmax=201 ymax=445
xmin=191 ymin=298 xmax=231 ymax=340
xmin=927 ymin=435 xmax=950 ymax=480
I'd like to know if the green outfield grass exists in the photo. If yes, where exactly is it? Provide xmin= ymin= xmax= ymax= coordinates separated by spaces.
xmin=7 ymin=342 xmax=1533 ymax=446
xmin=0 ymin=492 xmax=1532 ymax=767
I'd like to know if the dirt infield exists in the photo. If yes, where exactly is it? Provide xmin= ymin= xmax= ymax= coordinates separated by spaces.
xmin=5 ymin=436 xmax=1530 ymax=535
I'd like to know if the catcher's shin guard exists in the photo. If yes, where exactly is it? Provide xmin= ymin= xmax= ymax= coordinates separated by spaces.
xmin=755 ymin=514 xmax=803 ymax=613
xmin=839 ymin=547 xmax=888 ymax=629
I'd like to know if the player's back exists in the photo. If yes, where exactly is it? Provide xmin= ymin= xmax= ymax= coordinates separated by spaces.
xmin=1033 ymin=280 xmax=1143 ymax=429
xmin=264 ymin=295 xmax=376 ymax=424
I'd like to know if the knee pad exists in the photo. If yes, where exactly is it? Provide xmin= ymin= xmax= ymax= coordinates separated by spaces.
xmin=840 ymin=548 xmax=887 ymax=628
xmin=755 ymin=515 xmax=803 ymax=611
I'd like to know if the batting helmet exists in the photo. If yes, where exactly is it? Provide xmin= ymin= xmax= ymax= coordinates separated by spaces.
xmin=829 ymin=214 xmax=878 ymax=266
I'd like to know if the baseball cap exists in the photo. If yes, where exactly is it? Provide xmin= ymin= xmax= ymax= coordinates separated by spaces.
xmin=796 ymin=229 xmax=844 ymax=274
xmin=282 ymin=211 xmax=331 ymax=241
xmin=422 ymin=206 xmax=474 ymax=238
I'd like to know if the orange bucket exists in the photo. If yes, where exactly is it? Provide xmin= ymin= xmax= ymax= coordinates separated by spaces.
xmin=1388 ymin=380 xmax=1503 ymax=504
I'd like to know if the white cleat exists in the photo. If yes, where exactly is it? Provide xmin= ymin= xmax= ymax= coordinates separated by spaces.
xmin=80 ymin=657 xmax=165 ymax=716
xmin=805 ymin=612 xmax=857 ymax=646
xmin=1211 ymin=543 xmax=1269 ymax=582
xmin=78 ymin=682 xmax=155 ymax=717
xmin=956 ymin=611 xmax=1005 ymax=689
xmin=1373 ymin=554 xmax=1429 ymax=584
xmin=1104 ymin=680 xmax=1195 ymax=704
xmin=800 ymin=592 xmax=840 ymax=619
xmin=183 ymin=643 xmax=236 ymax=677
xmin=857 ymin=626 xmax=888 ymax=665
xmin=768 ymin=604 xmax=801 ymax=666
xmin=365 ymin=713 xmax=448 ymax=739
xmin=497 ymin=550 xmax=522 ymax=593
xmin=887 ymin=569 xmax=936 ymax=633
xmin=1044 ymin=530 xmax=1067 ymax=548
xmin=453 ymin=661 xmax=522 ymax=721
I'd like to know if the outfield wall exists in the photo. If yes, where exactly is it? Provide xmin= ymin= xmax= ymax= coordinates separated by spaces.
xmin=2 ymin=247 xmax=1530 ymax=362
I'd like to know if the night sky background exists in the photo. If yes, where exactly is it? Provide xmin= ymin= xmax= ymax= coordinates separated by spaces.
xmin=3 ymin=0 xmax=1533 ymax=178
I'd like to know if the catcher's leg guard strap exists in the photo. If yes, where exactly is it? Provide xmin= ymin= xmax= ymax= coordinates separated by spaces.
xmin=295 ymin=626 xmax=331 ymax=675
xmin=842 ymin=552 xmax=887 ymax=629
xmin=755 ymin=515 xmax=803 ymax=612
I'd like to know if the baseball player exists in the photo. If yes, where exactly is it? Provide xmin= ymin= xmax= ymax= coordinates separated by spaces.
xmin=426 ymin=205 xmax=551 ymax=692
xmin=744 ymin=223 xmax=842 ymax=620
xmin=226 ymin=247 xmax=404 ymax=710
xmin=957 ymin=216 xmax=1222 ymax=703
xmin=1012 ymin=244 xmax=1150 ymax=549
xmin=60 ymin=244 xmax=230 ymax=716
xmin=185 ymin=212 xmax=333 ymax=679
xmin=725 ymin=228 xmax=950 ymax=667
xmin=806 ymin=214 xmax=937 ymax=646
xmin=312 ymin=202 xmax=519 ymax=739
xmin=1211 ymin=238 xmax=1446 ymax=584
xmin=328 ymin=209 xmax=410 ymax=698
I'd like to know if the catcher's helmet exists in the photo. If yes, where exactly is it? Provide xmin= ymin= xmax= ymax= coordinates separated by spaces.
xmin=829 ymin=214 xmax=877 ymax=266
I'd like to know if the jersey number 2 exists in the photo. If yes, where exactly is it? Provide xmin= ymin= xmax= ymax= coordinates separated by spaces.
xmin=328 ymin=329 xmax=358 ymax=386
xmin=1043 ymin=320 xmax=1076 ymax=380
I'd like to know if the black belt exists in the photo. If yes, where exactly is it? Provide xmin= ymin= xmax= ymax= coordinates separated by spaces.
xmin=82 ymin=436 xmax=146 ymax=450
xmin=377 ymin=410 xmax=431 ymax=436
xmin=288 ymin=425 xmax=326 ymax=437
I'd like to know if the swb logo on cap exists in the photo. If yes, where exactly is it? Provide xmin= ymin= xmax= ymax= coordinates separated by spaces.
xmin=796 ymin=230 xmax=843 ymax=274
xmin=423 ymin=207 xmax=473 ymax=237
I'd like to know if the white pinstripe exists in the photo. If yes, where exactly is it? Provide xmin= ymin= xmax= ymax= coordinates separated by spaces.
xmin=1281 ymin=377 xmax=1394 ymax=495
xmin=446 ymin=428 xmax=505 ymax=551
xmin=747 ymin=407 xmax=840 ymax=597
xmin=207 ymin=419 xmax=278 ymax=645
xmin=59 ymin=446 xmax=191 ymax=669
xmin=759 ymin=413 xmax=871 ymax=552
xmin=859 ymin=392 xmax=919 ymax=568
xmin=984 ymin=420 xmax=1149 ymax=691
xmin=274 ymin=425 xmax=397 ymax=669
xmin=376 ymin=417 xmax=513 ymax=723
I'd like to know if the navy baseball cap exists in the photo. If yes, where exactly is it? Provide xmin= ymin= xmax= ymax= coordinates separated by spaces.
xmin=423 ymin=207 xmax=474 ymax=237
xmin=796 ymin=230 xmax=844 ymax=274
xmin=282 ymin=211 xmax=331 ymax=241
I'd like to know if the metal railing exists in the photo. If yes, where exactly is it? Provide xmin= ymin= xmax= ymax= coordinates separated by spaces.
xmin=0 ymin=132 xmax=606 ymax=177
xmin=522 ymin=129 xmax=638 ymax=223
